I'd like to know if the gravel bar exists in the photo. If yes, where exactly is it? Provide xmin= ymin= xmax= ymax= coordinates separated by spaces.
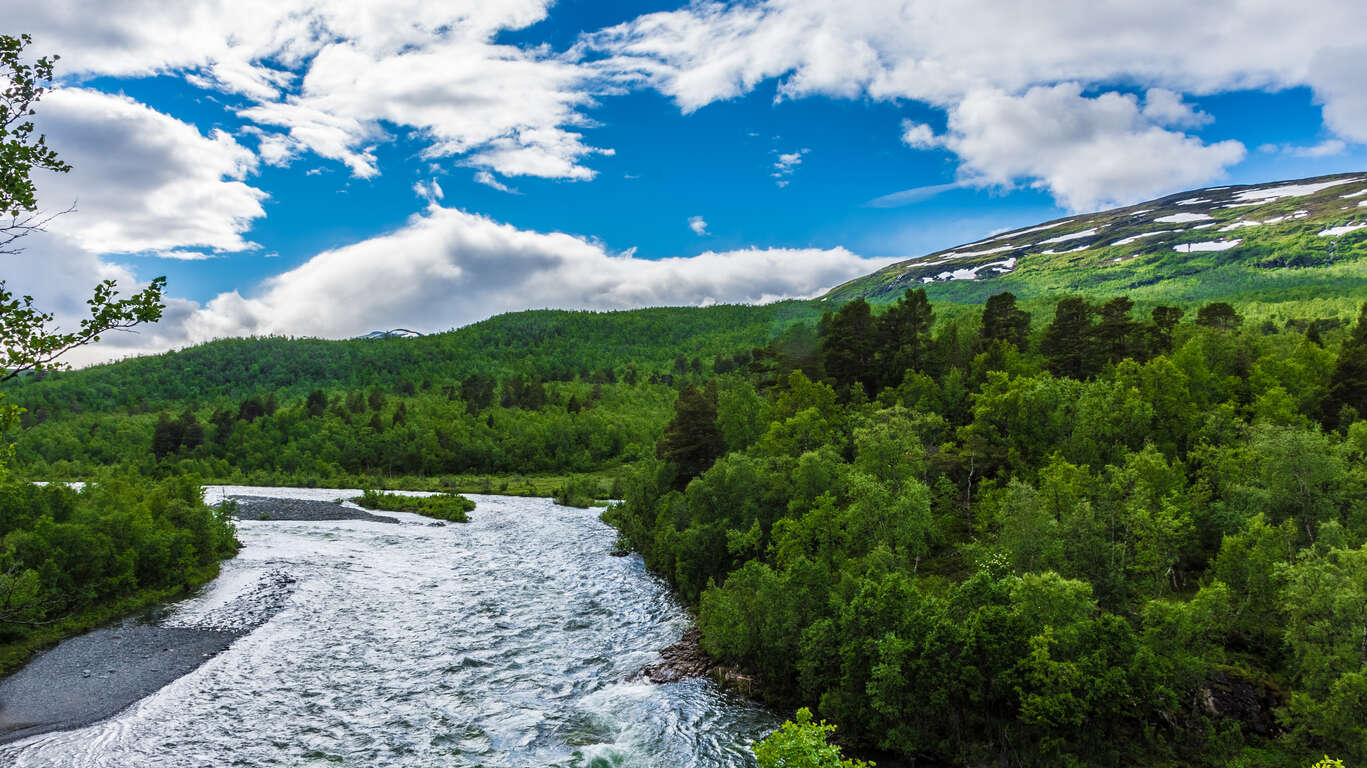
xmin=225 ymin=495 xmax=402 ymax=523
xmin=0 ymin=569 xmax=296 ymax=745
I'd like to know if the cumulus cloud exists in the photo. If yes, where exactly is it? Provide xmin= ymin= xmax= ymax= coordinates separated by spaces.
xmin=17 ymin=0 xmax=611 ymax=181
xmin=688 ymin=215 xmax=709 ymax=235
xmin=1141 ymin=88 xmax=1213 ymax=129
xmin=33 ymin=88 xmax=267 ymax=254
xmin=589 ymin=0 xmax=1366 ymax=206
xmin=900 ymin=121 xmax=940 ymax=149
xmin=935 ymin=84 xmax=1245 ymax=211
xmin=1307 ymin=45 xmax=1367 ymax=144
xmin=61 ymin=207 xmax=891 ymax=361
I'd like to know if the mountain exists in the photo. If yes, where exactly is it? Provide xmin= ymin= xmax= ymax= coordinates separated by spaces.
xmin=825 ymin=172 xmax=1367 ymax=312
xmin=356 ymin=328 xmax=424 ymax=340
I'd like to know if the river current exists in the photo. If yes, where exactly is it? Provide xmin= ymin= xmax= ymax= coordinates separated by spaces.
xmin=1 ymin=487 xmax=774 ymax=767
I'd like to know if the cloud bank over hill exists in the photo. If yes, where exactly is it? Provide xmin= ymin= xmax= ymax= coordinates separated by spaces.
xmin=36 ymin=209 xmax=890 ymax=366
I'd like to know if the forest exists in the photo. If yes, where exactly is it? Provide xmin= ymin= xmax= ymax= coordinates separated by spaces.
xmin=0 ymin=475 xmax=239 ymax=674
xmin=4 ymin=286 xmax=1367 ymax=766
xmin=605 ymin=289 xmax=1367 ymax=767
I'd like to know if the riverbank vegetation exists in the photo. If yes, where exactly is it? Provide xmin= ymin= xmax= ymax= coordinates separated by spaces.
xmin=605 ymin=290 xmax=1367 ymax=767
xmin=353 ymin=489 xmax=474 ymax=522
xmin=0 ymin=475 xmax=239 ymax=675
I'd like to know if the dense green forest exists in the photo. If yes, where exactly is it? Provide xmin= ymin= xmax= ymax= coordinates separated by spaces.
xmin=6 ymin=259 xmax=1367 ymax=765
xmin=2 ymin=304 xmax=827 ymax=488
xmin=606 ymin=290 xmax=1367 ymax=767
xmin=0 ymin=475 xmax=239 ymax=674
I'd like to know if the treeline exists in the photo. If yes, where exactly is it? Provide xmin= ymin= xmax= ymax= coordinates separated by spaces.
xmin=3 ymin=303 xmax=819 ymax=419
xmin=0 ymin=475 xmax=239 ymax=672
xmin=606 ymin=289 xmax=1367 ymax=767
xmin=15 ymin=368 xmax=733 ymax=485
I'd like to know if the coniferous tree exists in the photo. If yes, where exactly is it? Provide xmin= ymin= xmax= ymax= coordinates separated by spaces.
xmin=1092 ymin=296 xmax=1142 ymax=364
xmin=874 ymin=288 xmax=935 ymax=390
xmin=151 ymin=413 xmax=180 ymax=459
xmin=209 ymin=407 xmax=234 ymax=444
xmin=1306 ymin=321 xmax=1324 ymax=348
xmin=1149 ymin=305 xmax=1184 ymax=354
xmin=819 ymin=298 xmax=877 ymax=395
xmin=178 ymin=407 xmax=204 ymax=451
xmin=1196 ymin=302 xmax=1241 ymax=331
xmin=305 ymin=389 xmax=328 ymax=417
xmin=346 ymin=389 xmax=367 ymax=414
xmin=367 ymin=387 xmax=386 ymax=411
xmin=1324 ymin=303 xmax=1367 ymax=426
xmin=979 ymin=291 xmax=1030 ymax=352
xmin=1041 ymin=297 xmax=1096 ymax=379
xmin=657 ymin=382 xmax=724 ymax=490
xmin=237 ymin=396 xmax=265 ymax=422
xmin=460 ymin=373 xmax=496 ymax=412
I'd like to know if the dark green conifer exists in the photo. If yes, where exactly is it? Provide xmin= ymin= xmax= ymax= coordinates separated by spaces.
xmin=657 ymin=383 xmax=724 ymax=490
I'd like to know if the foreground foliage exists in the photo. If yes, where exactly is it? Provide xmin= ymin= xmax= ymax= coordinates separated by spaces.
xmin=607 ymin=291 xmax=1367 ymax=767
xmin=752 ymin=708 xmax=871 ymax=768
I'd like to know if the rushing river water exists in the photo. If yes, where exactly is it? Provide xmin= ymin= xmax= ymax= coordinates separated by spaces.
xmin=1 ymin=487 xmax=774 ymax=767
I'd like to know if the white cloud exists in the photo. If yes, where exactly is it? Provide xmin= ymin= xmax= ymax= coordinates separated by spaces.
xmin=1141 ymin=88 xmax=1213 ymax=129
xmin=61 ymin=207 xmax=891 ymax=361
xmin=473 ymin=170 xmax=515 ymax=193
xmin=1308 ymin=45 xmax=1367 ymax=144
xmin=688 ymin=215 xmax=709 ymax=235
xmin=0 ymin=230 xmax=183 ymax=368
xmin=17 ymin=1 xmax=611 ymax=181
xmin=900 ymin=121 xmax=940 ymax=149
xmin=1262 ymin=139 xmax=1349 ymax=158
xmin=589 ymin=0 xmax=1367 ymax=206
xmin=1294 ymin=139 xmax=1348 ymax=158
xmin=413 ymin=179 xmax=444 ymax=204
xmin=866 ymin=181 xmax=963 ymax=208
xmin=772 ymin=147 xmax=808 ymax=186
xmin=33 ymin=88 xmax=267 ymax=254
xmin=937 ymin=84 xmax=1246 ymax=211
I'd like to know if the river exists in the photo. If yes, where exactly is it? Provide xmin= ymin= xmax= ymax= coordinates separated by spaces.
xmin=0 ymin=487 xmax=774 ymax=767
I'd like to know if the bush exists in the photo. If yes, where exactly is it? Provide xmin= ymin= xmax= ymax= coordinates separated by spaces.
xmin=353 ymin=489 xmax=474 ymax=522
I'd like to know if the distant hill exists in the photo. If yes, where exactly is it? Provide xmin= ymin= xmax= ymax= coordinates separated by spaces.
xmin=825 ymin=172 xmax=1367 ymax=315
xmin=6 ymin=303 xmax=820 ymax=415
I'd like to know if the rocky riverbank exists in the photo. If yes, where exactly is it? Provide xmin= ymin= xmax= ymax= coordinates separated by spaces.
xmin=642 ymin=626 xmax=760 ymax=698
xmin=225 ymin=495 xmax=402 ymax=523
xmin=0 ymin=569 xmax=295 ymax=745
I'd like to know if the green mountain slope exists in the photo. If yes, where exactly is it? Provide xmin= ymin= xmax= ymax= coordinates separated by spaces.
xmin=826 ymin=171 xmax=1367 ymax=317
xmin=7 ymin=303 xmax=820 ymax=415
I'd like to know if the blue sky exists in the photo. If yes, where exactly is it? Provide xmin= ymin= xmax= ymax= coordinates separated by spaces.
xmin=9 ymin=0 xmax=1367 ymax=362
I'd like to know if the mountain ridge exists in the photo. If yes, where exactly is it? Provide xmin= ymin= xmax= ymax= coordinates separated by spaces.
xmin=825 ymin=171 xmax=1367 ymax=311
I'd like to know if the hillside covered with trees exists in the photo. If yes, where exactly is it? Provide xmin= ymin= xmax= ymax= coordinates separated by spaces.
xmin=607 ymin=289 xmax=1367 ymax=767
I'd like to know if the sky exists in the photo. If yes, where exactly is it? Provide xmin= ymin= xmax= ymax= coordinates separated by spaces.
xmin=7 ymin=0 xmax=1367 ymax=365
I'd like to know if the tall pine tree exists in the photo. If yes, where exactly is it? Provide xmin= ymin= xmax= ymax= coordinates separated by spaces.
xmin=1325 ymin=302 xmax=1367 ymax=426
xmin=875 ymin=288 xmax=935 ymax=390
xmin=1041 ymin=297 xmax=1097 ymax=379
xmin=657 ymin=382 xmax=725 ymax=490
xmin=819 ymin=298 xmax=877 ymax=396
xmin=979 ymin=291 xmax=1031 ymax=352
